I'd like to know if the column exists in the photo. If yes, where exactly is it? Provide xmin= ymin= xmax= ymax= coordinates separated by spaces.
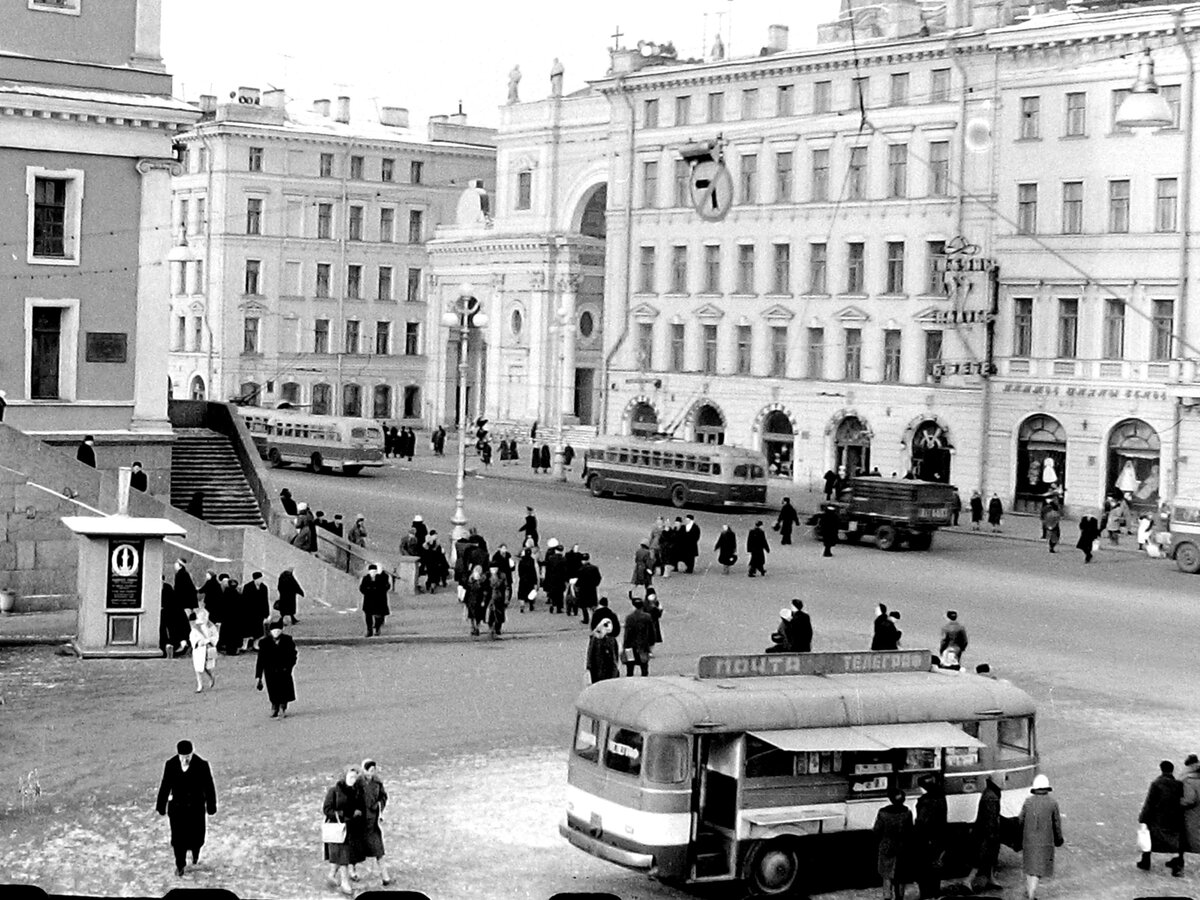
xmin=527 ymin=270 xmax=550 ymax=423
xmin=557 ymin=273 xmax=579 ymax=423
xmin=132 ymin=158 xmax=181 ymax=433
xmin=130 ymin=0 xmax=166 ymax=71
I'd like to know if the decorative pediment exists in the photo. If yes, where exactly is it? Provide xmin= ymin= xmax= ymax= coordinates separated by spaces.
xmin=834 ymin=305 xmax=870 ymax=323
xmin=188 ymin=300 xmax=206 ymax=314
xmin=510 ymin=153 xmax=540 ymax=171
xmin=693 ymin=303 xmax=725 ymax=323
xmin=239 ymin=299 xmax=268 ymax=314
xmin=631 ymin=302 xmax=660 ymax=322
xmin=914 ymin=305 xmax=945 ymax=323
xmin=761 ymin=303 xmax=796 ymax=323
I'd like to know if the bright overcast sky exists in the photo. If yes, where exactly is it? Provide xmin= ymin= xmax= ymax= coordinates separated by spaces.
xmin=161 ymin=0 xmax=843 ymax=130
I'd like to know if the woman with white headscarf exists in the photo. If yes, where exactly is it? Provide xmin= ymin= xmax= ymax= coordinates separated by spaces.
xmin=188 ymin=608 xmax=218 ymax=692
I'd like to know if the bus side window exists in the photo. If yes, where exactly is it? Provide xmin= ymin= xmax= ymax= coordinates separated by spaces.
xmin=734 ymin=464 xmax=748 ymax=478
xmin=711 ymin=463 xmax=721 ymax=475
xmin=644 ymin=735 xmax=689 ymax=784
xmin=685 ymin=456 xmax=696 ymax=472
xmin=618 ymin=450 xmax=628 ymax=464
xmin=604 ymin=727 xmax=644 ymax=777
xmin=697 ymin=462 xmax=710 ymax=474
xmin=997 ymin=716 xmax=1033 ymax=759
xmin=573 ymin=714 xmax=602 ymax=763
xmin=751 ymin=464 xmax=765 ymax=479
xmin=744 ymin=736 xmax=795 ymax=778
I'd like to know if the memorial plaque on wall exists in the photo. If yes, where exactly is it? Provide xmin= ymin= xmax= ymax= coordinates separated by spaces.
xmin=85 ymin=332 xmax=128 ymax=363
xmin=106 ymin=538 xmax=144 ymax=609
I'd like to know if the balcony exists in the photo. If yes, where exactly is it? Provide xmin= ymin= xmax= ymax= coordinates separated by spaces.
xmin=999 ymin=358 xmax=1185 ymax=383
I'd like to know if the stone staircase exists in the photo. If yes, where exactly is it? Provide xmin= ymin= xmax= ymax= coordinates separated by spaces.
xmin=170 ymin=428 xmax=266 ymax=528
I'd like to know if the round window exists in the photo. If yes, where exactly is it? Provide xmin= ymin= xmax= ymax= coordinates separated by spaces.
xmin=579 ymin=310 xmax=595 ymax=338
xmin=510 ymin=309 xmax=523 ymax=336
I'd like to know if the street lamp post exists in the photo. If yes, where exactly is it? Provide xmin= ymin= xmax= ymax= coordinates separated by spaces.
xmin=442 ymin=284 xmax=487 ymax=543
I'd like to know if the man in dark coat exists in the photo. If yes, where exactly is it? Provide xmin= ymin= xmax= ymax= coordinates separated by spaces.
xmin=679 ymin=515 xmax=701 ymax=573
xmin=159 ymin=581 xmax=187 ymax=658
xmin=255 ymin=616 xmax=297 ymax=717
xmin=129 ymin=461 xmax=148 ymax=492
xmin=874 ymin=788 xmax=913 ymax=900
xmin=279 ymin=488 xmax=297 ymax=516
xmin=241 ymin=572 xmax=270 ymax=651
xmin=360 ymin=564 xmax=391 ymax=636
xmin=543 ymin=540 xmax=566 ymax=613
xmin=173 ymin=559 xmax=197 ymax=612
xmin=787 ymin=599 xmax=813 ymax=652
xmin=913 ymin=775 xmax=948 ymax=899
xmin=411 ymin=515 xmax=428 ymax=546
xmin=76 ymin=435 xmax=97 ymax=468
xmin=574 ymin=554 xmax=602 ymax=622
xmin=871 ymin=604 xmax=901 ymax=651
xmin=199 ymin=571 xmax=223 ymax=625
xmin=819 ymin=504 xmax=840 ymax=557
xmin=519 ymin=506 xmax=539 ymax=547
xmin=622 ymin=597 xmax=655 ymax=676
xmin=1077 ymin=512 xmax=1101 ymax=563
xmin=215 ymin=575 xmax=242 ymax=654
xmin=590 ymin=595 xmax=622 ymax=638
xmin=823 ymin=469 xmax=838 ymax=500
xmin=746 ymin=521 xmax=770 ymax=577
xmin=968 ymin=778 xmax=1003 ymax=892
xmin=275 ymin=567 xmax=303 ymax=625
xmin=1138 ymin=759 xmax=1185 ymax=875
xmin=156 ymin=739 xmax=218 ymax=876
xmin=775 ymin=497 xmax=800 ymax=545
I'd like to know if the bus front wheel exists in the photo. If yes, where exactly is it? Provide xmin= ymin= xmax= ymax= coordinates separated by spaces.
xmin=267 ymin=448 xmax=284 ymax=468
xmin=588 ymin=476 xmax=607 ymax=498
xmin=669 ymin=484 xmax=688 ymax=508
xmin=309 ymin=453 xmax=325 ymax=473
xmin=743 ymin=838 xmax=802 ymax=896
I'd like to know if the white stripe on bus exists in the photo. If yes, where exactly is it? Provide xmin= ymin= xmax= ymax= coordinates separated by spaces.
xmin=565 ymin=785 xmax=692 ymax=846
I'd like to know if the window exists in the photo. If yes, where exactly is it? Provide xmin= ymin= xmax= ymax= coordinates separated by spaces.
xmin=846 ymin=242 xmax=865 ymax=293
xmin=1065 ymin=92 xmax=1086 ymax=136
xmin=1062 ymin=181 xmax=1084 ymax=234
xmin=1152 ymin=299 xmax=1174 ymax=361
xmin=173 ymin=315 xmax=186 ymax=351
xmin=777 ymin=84 xmax=794 ymax=117
xmin=377 ymin=266 xmax=393 ymax=301
xmin=670 ymin=323 xmax=685 ymax=371
xmin=848 ymin=146 xmax=868 ymax=200
xmin=345 ymin=319 xmax=360 ymax=354
xmin=883 ymin=329 xmax=902 ymax=382
xmin=1017 ymin=183 xmax=1038 ymax=234
xmin=280 ymin=382 xmax=300 ymax=405
xmin=736 ymin=325 xmax=752 ymax=374
xmin=740 ymin=154 xmax=757 ymax=204
xmin=851 ymin=76 xmax=869 ymax=110
xmin=887 ymin=143 xmax=907 ymax=198
xmin=1057 ymin=298 xmax=1079 ymax=358
xmin=410 ymin=160 xmax=424 ymax=184
xmin=248 ymin=146 xmax=263 ymax=172
xmin=809 ymin=242 xmax=827 ymax=293
xmin=670 ymin=246 xmax=688 ymax=293
xmin=1103 ymin=298 xmax=1125 ymax=359
xmin=196 ymin=197 xmax=206 ymax=231
xmin=807 ymin=327 xmax=825 ymax=378
xmin=675 ymin=95 xmax=691 ymax=126
xmin=29 ymin=171 xmax=82 ymax=262
xmin=317 ymin=203 xmax=333 ymax=239
xmin=244 ymin=259 xmax=262 ymax=295
xmin=405 ymin=322 xmax=421 ymax=355
xmin=930 ymin=68 xmax=951 ymax=103
xmin=380 ymin=208 xmax=395 ymax=242
xmin=245 ymin=197 xmax=263 ymax=235
xmin=604 ymin=727 xmax=644 ymax=777
xmin=702 ymin=324 xmax=718 ymax=373
xmin=172 ymin=261 xmax=186 ymax=296
xmin=742 ymin=88 xmax=759 ymax=120
xmin=314 ymin=319 xmax=330 ymax=354
xmin=889 ymin=73 xmax=909 ymax=106
xmin=998 ymin=718 xmax=1033 ymax=760
xmin=1019 ymin=96 xmax=1040 ymax=139
xmin=348 ymin=205 xmax=363 ymax=241
xmin=1157 ymin=178 xmax=1179 ymax=232
xmin=772 ymin=243 xmax=791 ymax=294
xmin=407 ymin=268 xmax=422 ymax=303
xmin=349 ymin=156 xmax=364 ymax=180
xmin=775 ymin=151 xmax=793 ymax=202
xmin=403 ymin=385 xmax=421 ymax=418
xmin=1163 ymin=84 xmax=1182 ymax=128
xmin=311 ymin=383 xmax=331 ymax=415
xmin=516 ymin=170 xmax=532 ymax=210
xmin=408 ymin=210 xmax=424 ymax=243
xmin=192 ymin=259 xmax=205 ymax=294
xmin=347 ymin=264 xmax=362 ymax=300
xmin=1111 ymin=88 xmax=1132 ymax=133
xmin=707 ymin=92 xmax=724 ymax=123
xmin=191 ymin=316 xmax=203 ymax=353
xmin=737 ymin=244 xmax=755 ymax=293
xmin=844 ymin=328 xmax=862 ymax=380
xmin=638 ymin=245 xmax=656 ymax=293
xmin=1108 ymin=180 xmax=1130 ymax=233
xmin=643 ymin=98 xmax=659 ymax=128
xmin=316 ymin=263 xmax=331 ymax=298
xmin=703 ymin=245 xmax=721 ymax=293
xmin=196 ymin=147 xmax=209 ymax=172
xmin=813 ymin=80 xmax=832 ymax=114
xmin=375 ymin=321 xmax=391 ymax=355
xmin=924 ymin=330 xmax=943 ymax=382
xmin=1013 ymin=298 xmax=1033 ymax=357
xmin=243 ymin=317 xmax=260 ymax=354
xmin=372 ymin=384 xmax=392 ymax=418
xmin=342 ymin=383 xmax=362 ymax=417
xmin=319 ymin=153 xmax=334 ymax=177
xmin=642 ymin=160 xmax=659 ymax=208
xmin=770 ymin=326 xmax=788 ymax=377
xmin=637 ymin=322 xmax=654 ymax=370
xmin=885 ymin=241 xmax=905 ymax=294
xmin=674 ymin=159 xmax=690 ymax=207
xmin=811 ymin=148 xmax=830 ymax=201
xmin=929 ymin=141 xmax=950 ymax=197
xmin=381 ymin=158 xmax=395 ymax=182
xmin=178 ymin=198 xmax=190 ymax=236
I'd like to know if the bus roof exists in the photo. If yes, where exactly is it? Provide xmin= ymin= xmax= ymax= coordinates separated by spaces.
xmin=592 ymin=438 xmax=763 ymax=458
xmin=575 ymin=670 xmax=1035 ymax=734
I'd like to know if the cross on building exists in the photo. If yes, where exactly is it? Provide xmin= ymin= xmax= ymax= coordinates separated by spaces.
xmin=610 ymin=25 xmax=624 ymax=51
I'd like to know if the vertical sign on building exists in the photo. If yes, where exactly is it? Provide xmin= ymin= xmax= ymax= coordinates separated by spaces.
xmin=106 ymin=538 xmax=144 ymax=609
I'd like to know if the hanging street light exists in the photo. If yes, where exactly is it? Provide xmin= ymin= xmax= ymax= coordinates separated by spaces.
xmin=441 ymin=283 xmax=488 ymax=543
xmin=1115 ymin=48 xmax=1175 ymax=131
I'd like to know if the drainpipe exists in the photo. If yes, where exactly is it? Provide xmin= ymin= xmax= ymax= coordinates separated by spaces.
xmin=1172 ymin=14 xmax=1195 ymax=504
xmin=335 ymin=139 xmax=355 ymax=412
xmin=200 ymin=131 xmax=216 ymax=399
xmin=600 ymin=76 xmax=636 ymax=434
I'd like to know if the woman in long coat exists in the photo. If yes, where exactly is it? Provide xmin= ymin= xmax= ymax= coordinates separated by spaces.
xmin=516 ymin=545 xmax=540 ymax=611
xmin=648 ymin=517 xmax=666 ymax=576
xmin=714 ymin=525 xmax=738 ymax=574
xmin=188 ymin=609 xmax=218 ymax=693
xmin=486 ymin=567 xmax=507 ymax=638
xmin=987 ymin=493 xmax=1004 ymax=531
xmin=359 ymin=565 xmax=391 ymax=637
xmin=632 ymin=542 xmax=653 ymax=588
xmin=358 ymin=759 xmax=390 ymax=886
xmin=1077 ymin=513 xmax=1101 ymax=563
xmin=255 ymin=617 xmax=297 ymax=717
xmin=324 ymin=766 xmax=367 ymax=895
xmin=464 ymin=565 xmax=488 ymax=636
xmin=873 ymin=789 xmax=913 ymax=900
xmin=1182 ymin=754 xmax=1200 ymax=857
xmin=1019 ymin=774 xmax=1064 ymax=900
xmin=913 ymin=776 xmax=948 ymax=900
xmin=586 ymin=618 xmax=620 ymax=683
xmin=275 ymin=567 xmax=304 ymax=625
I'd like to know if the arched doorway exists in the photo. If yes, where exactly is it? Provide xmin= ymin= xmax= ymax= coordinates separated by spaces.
xmin=1015 ymin=414 xmax=1066 ymax=512
xmin=835 ymin=416 xmax=871 ymax=476
xmin=630 ymin=401 xmax=658 ymax=437
xmin=579 ymin=185 xmax=607 ymax=239
xmin=189 ymin=375 xmax=205 ymax=401
xmin=910 ymin=420 xmax=952 ymax=483
xmin=693 ymin=403 xmax=726 ymax=444
xmin=238 ymin=381 xmax=260 ymax=406
xmin=762 ymin=411 xmax=794 ymax=477
xmin=1108 ymin=418 xmax=1160 ymax=512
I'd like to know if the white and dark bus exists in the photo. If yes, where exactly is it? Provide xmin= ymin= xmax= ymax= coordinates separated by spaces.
xmin=582 ymin=439 xmax=768 ymax=508
xmin=237 ymin=407 xmax=385 ymax=475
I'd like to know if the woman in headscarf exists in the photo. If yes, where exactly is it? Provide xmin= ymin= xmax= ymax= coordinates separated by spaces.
xmin=323 ymin=766 xmax=366 ymax=895
xmin=1019 ymin=774 xmax=1064 ymax=900
xmin=188 ymin=609 xmax=218 ymax=693
xmin=464 ymin=564 xmax=488 ymax=637
xmin=585 ymin=618 xmax=620 ymax=683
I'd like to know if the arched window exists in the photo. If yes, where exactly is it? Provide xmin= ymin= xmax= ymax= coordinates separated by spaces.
xmin=372 ymin=384 xmax=392 ymax=419
xmin=311 ymin=383 xmax=332 ymax=416
xmin=630 ymin=402 xmax=658 ymax=437
xmin=342 ymin=383 xmax=362 ymax=417
xmin=279 ymin=382 xmax=300 ymax=406
xmin=1015 ymin=414 xmax=1066 ymax=512
xmin=694 ymin=404 xmax=726 ymax=444
xmin=762 ymin=410 xmax=795 ymax=477
xmin=1108 ymin=418 xmax=1160 ymax=511
xmin=403 ymin=385 xmax=421 ymax=418
xmin=189 ymin=375 xmax=206 ymax=401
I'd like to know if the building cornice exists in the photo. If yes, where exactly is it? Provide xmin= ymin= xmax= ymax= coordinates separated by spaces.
xmin=179 ymin=122 xmax=496 ymax=159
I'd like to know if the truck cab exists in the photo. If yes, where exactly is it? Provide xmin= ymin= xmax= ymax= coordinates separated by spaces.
xmin=814 ymin=476 xmax=955 ymax=551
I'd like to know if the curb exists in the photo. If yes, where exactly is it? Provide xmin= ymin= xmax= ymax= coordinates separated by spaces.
xmin=0 ymin=635 xmax=75 ymax=648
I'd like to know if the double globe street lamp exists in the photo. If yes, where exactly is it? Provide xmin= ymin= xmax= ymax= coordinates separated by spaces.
xmin=442 ymin=284 xmax=488 ymax=543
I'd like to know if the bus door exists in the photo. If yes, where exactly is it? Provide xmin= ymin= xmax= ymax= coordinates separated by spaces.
xmin=689 ymin=733 xmax=739 ymax=880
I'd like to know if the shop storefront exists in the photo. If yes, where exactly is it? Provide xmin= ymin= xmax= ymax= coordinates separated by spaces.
xmin=834 ymin=416 xmax=872 ymax=477
xmin=1015 ymin=414 xmax=1066 ymax=513
xmin=693 ymin=403 xmax=726 ymax=444
xmin=1107 ymin=418 xmax=1160 ymax=512
xmin=908 ymin=419 xmax=953 ymax=483
xmin=762 ymin=410 xmax=794 ymax=478
xmin=630 ymin=401 xmax=659 ymax=438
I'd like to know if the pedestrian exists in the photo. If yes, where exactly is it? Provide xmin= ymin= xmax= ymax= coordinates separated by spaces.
xmin=198 ymin=569 xmax=221 ymax=621
xmin=648 ymin=516 xmax=666 ymax=576
xmin=519 ymin=506 xmax=539 ymax=547
xmin=216 ymin=575 xmax=242 ymax=654
xmin=432 ymin=425 xmax=446 ymax=456
xmin=563 ymin=444 xmax=575 ymax=467
xmin=517 ymin=544 xmax=540 ymax=612
xmin=714 ymin=524 xmax=738 ymax=574
xmin=1181 ymin=754 xmax=1200 ymax=863
xmin=914 ymin=775 xmax=948 ymax=900
xmin=275 ymin=566 xmax=303 ymax=625
xmin=486 ymin=564 xmax=508 ymax=638
xmin=969 ymin=489 xmax=984 ymax=530
xmin=314 ymin=510 xmax=332 ymax=534
xmin=871 ymin=604 xmax=901 ymax=651
xmin=950 ymin=488 xmax=962 ymax=526
xmin=422 ymin=533 xmax=449 ymax=593
xmin=330 ymin=514 xmax=344 ymax=537
xmin=399 ymin=528 xmax=421 ymax=557
xmin=348 ymin=514 xmax=368 ymax=548
xmin=238 ymin=572 xmax=268 ymax=652
xmin=646 ymin=588 xmax=663 ymax=648
xmin=679 ymin=514 xmax=701 ymax=573
xmin=76 ymin=434 xmax=97 ymax=467
xmin=404 ymin=427 xmax=415 ymax=461
xmin=1138 ymin=759 xmax=1185 ymax=876
xmin=279 ymin=488 xmax=297 ymax=516
xmin=622 ymin=596 xmax=654 ymax=676
xmin=775 ymin=497 xmax=800 ymax=545
xmin=873 ymin=788 xmax=913 ymax=900
xmin=938 ymin=610 xmax=968 ymax=668
xmin=358 ymin=759 xmax=391 ymax=886
xmin=159 ymin=581 xmax=178 ymax=658
xmin=411 ymin=515 xmax=427 ymax=546
xmin=1077 ymin=512 xmax=1100 ymax=563
xmin=491 ymin=543 xmax=515 ymax=605
xmin=130 ymin=460 xmax=148 ymax=492
xmin=464 ymin=564 xmax=488 ymax=636
xmin=586 ymin=618 xmax=621 ymax=683
xmin=530 ymin=439 xmax=541 ymax=473
xmin=659 ymin=519 xmax=678 ymax=576
xmin=987 ymin=492 xmax=1003 ymax=532
xmin=323 ymin=766 xmax=367 ymax=896
xmin=498 ymin=439 xmax=510 ymax=464
xmin=591 ymin=595 xmax=622 ymax=638
xmin=155 ymin=739 xmax=217 ymax=877
xmin=255 ymin=615 xmax=297 ymax=717
xmin=575 ymin=553 xmax=602 ymax=624
xmin=539 ymin=443 xmax=551 ymax=473
xmin=1020 ymin=773 xmax=1064 ymax=899
xmin=766 ymin=608 xmax=794 ymax=653
xmin=290 ymin=503 xmax=316 ymax=552
xmin=359 ymin=563 xmax=391 ymax=637
xmin=1041 ymin=500 xmax=1061 ymax=553
xmin=967 ymin=777 xmax=1004 ymax=892
xmin=823 ymin=468 xmax=838 ymax=500
xmin=480 ymin=438 xmax=492 ymax=466
xmin=787 ymin=599 xmax=813 ymax=652
xmin=186 ymin=489 xmax=205 ymax=520
xmin=543 ymin=539 xmax=566 ymax=613
xmin=632 ymin=541 xmax=653 ymax=588
xmin=187 ymin=609 xmax=217 ymax=693
xmin=819 ymin=503 xmax=840 ymax=557
xmin=746 ymin=520 xmax=769 ymax=577
xmin=163 ymin=571 xmax=192 ymax=657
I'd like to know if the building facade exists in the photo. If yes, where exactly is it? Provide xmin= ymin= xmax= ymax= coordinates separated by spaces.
xmin=169 ymin=91 xmax=495 ymax=425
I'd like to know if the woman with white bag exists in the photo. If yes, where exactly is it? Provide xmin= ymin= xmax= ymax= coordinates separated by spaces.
xmin=188 ymin=608 xmax=218 ymax=693
xmin=323 ymin=766 xmax=366 ymax=895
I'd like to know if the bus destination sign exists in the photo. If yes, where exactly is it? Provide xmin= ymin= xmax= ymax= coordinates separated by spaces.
xmin=697 ymin=650 xmax=930 ymax=679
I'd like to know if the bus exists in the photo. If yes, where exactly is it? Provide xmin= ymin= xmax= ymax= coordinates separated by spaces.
xmin=582 ymin=439 xmax=767 ymax=508
xmin=236 ymin=407 xmax=385 ymax=475
xmin=561 ymin=650 xmax=1038 ymax=896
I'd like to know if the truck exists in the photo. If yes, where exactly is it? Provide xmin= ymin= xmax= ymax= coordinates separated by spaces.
xmin=810 ymin=476 xmax=956 ymax=551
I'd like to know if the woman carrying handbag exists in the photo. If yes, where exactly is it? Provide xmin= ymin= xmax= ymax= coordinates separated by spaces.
xmin=323 ymin=766 xmax=366 ymax=896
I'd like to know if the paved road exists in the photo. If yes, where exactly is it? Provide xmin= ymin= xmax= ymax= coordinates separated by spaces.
xmin=1 ymin=461 xmax=1197 ymax=899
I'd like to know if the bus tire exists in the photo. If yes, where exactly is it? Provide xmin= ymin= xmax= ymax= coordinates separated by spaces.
xmin=342 ymin=465 xmax=362 ymax=476
xmin=309 ymin=452 xmax=324 ymax=473
xmin=875 ymin=525 xmax=898 ymax=551
xmin=1176 ymin=540 xmax=1200 ymax=573
xmin=267 ymin=447 xmax=283 ymax=467
xmin=669 ymin=484 xmax=688 ymax=508
xmin=742 ymin=838 xmax=803 ymax=896
xmin=588 ymin=475 xmax=607 ymax=498
xmin=908 ymin=532 xmax=933 ymax=551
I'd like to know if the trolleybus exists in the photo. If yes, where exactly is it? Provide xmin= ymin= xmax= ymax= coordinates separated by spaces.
xmin=582 ymin=438 xmax=767 ymax=508
xmin=237 ymin=407 xmax=385 ymax=475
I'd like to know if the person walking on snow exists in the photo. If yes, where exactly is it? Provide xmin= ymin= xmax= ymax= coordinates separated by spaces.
xmin=714 ymin=524 xmax=738 ymax=574
xmin=746 ymin=520 xmax=770 ymax=577
xmin=775 ymin=497 xmax=800 ymax=545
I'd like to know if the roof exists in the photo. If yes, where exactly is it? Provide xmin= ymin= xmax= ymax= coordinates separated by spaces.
xmin=575 ymin=670 xmax=1035 ymax=734
xmin=0 ymin=80 xmax=198 ymax=118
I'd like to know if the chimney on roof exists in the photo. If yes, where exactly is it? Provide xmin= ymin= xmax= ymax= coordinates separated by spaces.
xmin=335 ymin=95 xmax=351 ymax=124
xmin=448 ymin=110 xmax=468 ymax=126
xmin=313 ymin=98 xmax=331 ymax=117
xmin=199 ymin=94 xmax=217 ymax=113
xmin=236 ymin=86 xmax=261 ymax=105
xmin=766 ymin=24 xmax=789 ymax=53
xmin=379 ymin=106 xmax=409 ymax=128
xmin=263 ymin=88 xmax=286 ymax=110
